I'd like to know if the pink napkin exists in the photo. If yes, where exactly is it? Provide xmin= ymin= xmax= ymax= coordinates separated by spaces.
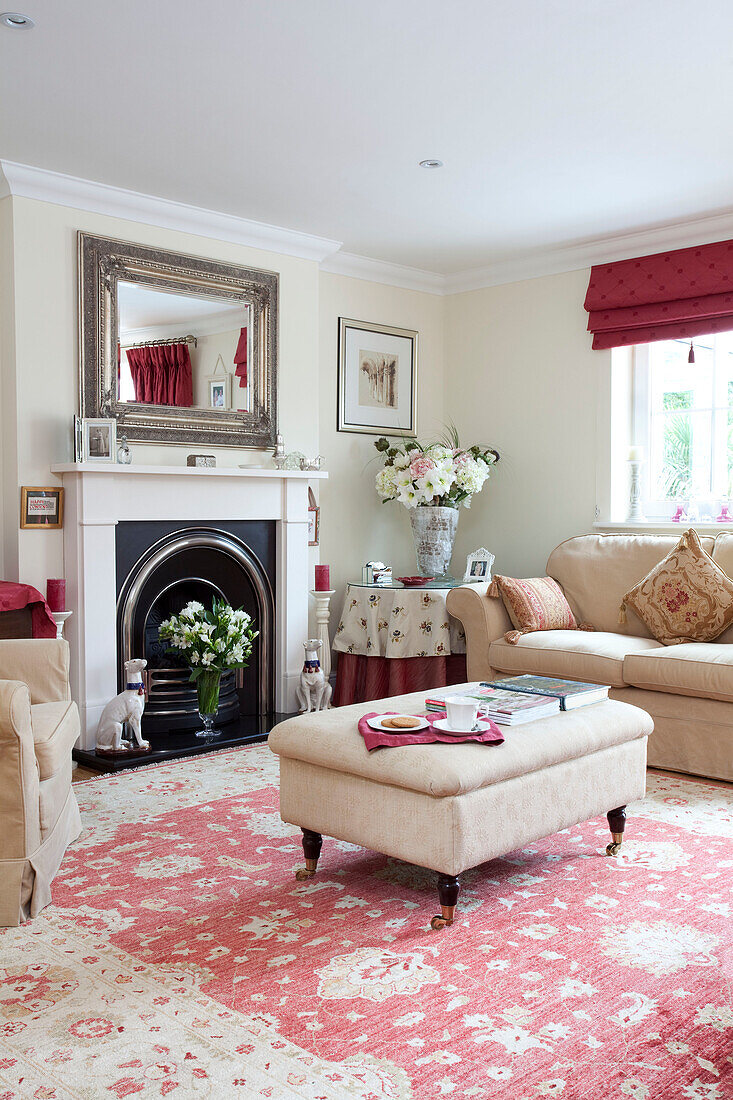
xmin=358 ymin=710 xmax=505 ymax=752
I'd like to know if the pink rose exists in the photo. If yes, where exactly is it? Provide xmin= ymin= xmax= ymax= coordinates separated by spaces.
xmin=410 ymin=455 xmax=435 ymax=479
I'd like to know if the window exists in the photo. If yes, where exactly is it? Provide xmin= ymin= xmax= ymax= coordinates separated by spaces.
xmin=633 ymin=333 xmax=733 ymax=519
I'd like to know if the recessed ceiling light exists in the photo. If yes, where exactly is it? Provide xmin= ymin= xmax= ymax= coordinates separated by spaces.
xmin=0 ymin=11 xmax=34 ymax=28
xmin=419 ymin=159 xmax=443 ymax=169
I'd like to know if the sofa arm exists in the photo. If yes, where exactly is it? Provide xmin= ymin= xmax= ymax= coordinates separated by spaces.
xmin=446 ymin=583 xmax=512 ymax=682
xmin=0 ymin=680 xmax=41 ymax=859
xmin=0 ymin=639 xmax=71 ymax=704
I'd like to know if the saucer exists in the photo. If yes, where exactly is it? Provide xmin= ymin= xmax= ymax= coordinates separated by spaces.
xmin=432 ymin=717 xmax=494 ymax=737
xmin=367 ymin=714 xmax=429 ymax=732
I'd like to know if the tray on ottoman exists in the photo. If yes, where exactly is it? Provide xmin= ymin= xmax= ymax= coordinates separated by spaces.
xmin=268 ymin=688 xmax=652 ymax=929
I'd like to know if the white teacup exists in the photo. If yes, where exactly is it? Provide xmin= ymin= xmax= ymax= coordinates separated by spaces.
xmin=444 ymin=695 xmax=479 ymax=732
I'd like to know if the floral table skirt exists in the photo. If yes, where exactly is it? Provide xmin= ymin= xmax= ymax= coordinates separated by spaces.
xmin=332 ymin=584 xmax=467 ymax=705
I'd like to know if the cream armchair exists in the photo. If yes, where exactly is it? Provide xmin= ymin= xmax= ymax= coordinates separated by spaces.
xmin=0 ymin=639 xmax=82 ymax=925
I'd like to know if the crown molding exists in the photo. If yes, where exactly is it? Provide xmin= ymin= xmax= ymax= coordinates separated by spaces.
xmin=320 ymin=249 xmax=446 ymax=295
xmin=4 ymin=159 xmax=733 ymax=295
xmin=0 ymin=160 xmax=343 ymax=264
xmin=444 ymin=207 xmax=733 ymax=294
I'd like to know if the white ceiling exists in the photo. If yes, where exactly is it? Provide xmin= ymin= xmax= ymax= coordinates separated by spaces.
xmin=2 ymin=0 xmax=733 ymax=276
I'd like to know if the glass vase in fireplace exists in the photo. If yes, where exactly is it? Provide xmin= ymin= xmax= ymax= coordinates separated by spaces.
xmin=158 ymin=597 xmax=258 ymax=741
xmin=196 ymin=669 xmax=222 ymax=740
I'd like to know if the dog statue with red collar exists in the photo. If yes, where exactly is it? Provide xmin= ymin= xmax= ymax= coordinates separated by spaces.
xmin=96 ymin=658 xmax=151 ymax=755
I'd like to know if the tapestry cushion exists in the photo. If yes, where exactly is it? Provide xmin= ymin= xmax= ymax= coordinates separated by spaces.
xmin=488 ymin=575 xmax=586 ymax=644
xmin=619 ymin=528 xmax=733 ymax=645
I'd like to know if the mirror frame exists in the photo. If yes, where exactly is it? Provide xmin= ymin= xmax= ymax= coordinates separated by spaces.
xmin=78 ymin=233 xmax=278 ymax=449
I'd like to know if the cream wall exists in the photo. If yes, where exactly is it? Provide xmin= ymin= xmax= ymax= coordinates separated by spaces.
xmin=317 ymin=272 xmax=445 ymax=604
xmin=445 ymin=268 xmax=610 ymax=577
xmin=0 ymin=196 xmax=18 ymax=581
xmin=3 ymin=195 xmax=320 ymax=590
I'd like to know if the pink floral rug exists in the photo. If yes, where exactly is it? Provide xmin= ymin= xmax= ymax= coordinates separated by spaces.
xmin=1 ymin=746 xmax=731 ymax=1099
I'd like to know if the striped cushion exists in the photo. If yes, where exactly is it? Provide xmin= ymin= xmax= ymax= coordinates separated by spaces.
xmin=489 ymin=575 xmax=579 ymax=644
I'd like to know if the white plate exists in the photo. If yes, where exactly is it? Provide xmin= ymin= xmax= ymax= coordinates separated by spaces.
xmin=432 ymin=716 xmax=495 ymax=736
xmin=367 ymin=714 xmax=429 ymax=732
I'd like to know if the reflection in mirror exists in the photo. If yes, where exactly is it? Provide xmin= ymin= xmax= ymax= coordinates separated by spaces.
xmin=117 ymin=282 xmax=251 ymax=413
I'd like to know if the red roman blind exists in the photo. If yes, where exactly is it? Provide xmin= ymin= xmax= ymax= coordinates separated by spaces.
xmin=584 ymin=238 xmax=733 ymax=349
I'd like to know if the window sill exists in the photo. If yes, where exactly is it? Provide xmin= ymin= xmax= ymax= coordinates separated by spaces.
xmin=594 ymin=520 xmax=733 ymax=533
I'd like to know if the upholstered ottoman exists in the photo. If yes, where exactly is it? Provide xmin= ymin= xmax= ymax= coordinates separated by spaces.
xmin=268 ymin=690 xmax=652 ymax=928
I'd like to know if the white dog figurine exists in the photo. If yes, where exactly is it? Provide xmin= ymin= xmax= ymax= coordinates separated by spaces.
xmin=295 ymin=639 xmax=331 ymax=713
xmin=96 ymin=658 xmax=150 ymax=752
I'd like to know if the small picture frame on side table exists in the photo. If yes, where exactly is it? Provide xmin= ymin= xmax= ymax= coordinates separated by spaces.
xmin=83 ymin=417 xmax=117 ymax=463
xmin=21 ymin=487 xmax=64 ymax=529
xmin=463 ymin=547 xmax=495 ymax=582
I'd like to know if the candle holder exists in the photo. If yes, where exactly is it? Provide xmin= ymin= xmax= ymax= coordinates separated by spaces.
xmin=51 ymin=610 xmax=72 ymax=639
xmin=310 ymin=589 xmax=335 ymax=680
xmin=627 ymin=460 xmax=646 ymax=522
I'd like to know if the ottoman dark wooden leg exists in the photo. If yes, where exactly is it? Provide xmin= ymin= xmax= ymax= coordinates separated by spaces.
xmin=606 ymin=806 xmax=626 ymax=856
xmin=295 ymin=828 xmax=322 ymax=880
xmin=431 ymin=874 xmax=460 ymax=930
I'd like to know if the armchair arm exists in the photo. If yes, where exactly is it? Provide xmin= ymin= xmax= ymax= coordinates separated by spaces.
xmin=0 ymin=680 xmax=41 ymax=859
xmin=0 ymin=639 xmax=71 ymax=704
xmin=446 ymin=583 xmax=511 ymax=682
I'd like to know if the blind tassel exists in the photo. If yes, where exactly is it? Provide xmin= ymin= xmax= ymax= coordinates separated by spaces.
xmin=688 ymin=341 xmax=695 ymax=364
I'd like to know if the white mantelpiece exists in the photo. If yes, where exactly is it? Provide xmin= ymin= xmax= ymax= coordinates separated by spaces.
xmin=51 ymin=463 xmax=327 ymax=749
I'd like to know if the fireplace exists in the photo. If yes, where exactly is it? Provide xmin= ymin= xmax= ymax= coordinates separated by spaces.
xmin=51 ymin=461 xmax=326 ymax=763
xmin=117 ymin=523 xmax=275 ymax=735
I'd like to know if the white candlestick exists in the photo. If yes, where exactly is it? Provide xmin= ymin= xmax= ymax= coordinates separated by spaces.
xmin=628 ymin=461 xmax=646 ymax=522
xmin=51 ymin=610 xmax=73 ymax=639
xmin=311 ymin=590 xmax=335 ymax=680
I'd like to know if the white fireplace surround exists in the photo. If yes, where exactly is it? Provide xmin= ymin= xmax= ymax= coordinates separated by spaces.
xmin=50 ymin=463 xmax=327 ymax=750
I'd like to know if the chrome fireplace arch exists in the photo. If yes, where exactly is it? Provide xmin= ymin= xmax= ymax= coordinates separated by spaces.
xmin=117 ymin=527 xmax=274 ymax=716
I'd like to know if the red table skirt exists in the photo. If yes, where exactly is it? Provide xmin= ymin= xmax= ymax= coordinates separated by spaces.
xmin=333 ymin=652 xmax=468 ymax=707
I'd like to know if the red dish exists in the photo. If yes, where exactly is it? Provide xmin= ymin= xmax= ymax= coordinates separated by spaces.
xmin=397 ymin=576 xmax=433 ymax=587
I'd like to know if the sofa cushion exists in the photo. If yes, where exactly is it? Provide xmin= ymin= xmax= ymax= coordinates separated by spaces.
xmin=489 ymin=630 xmax=663 ymax=687
xmin=31 ymin=700 xmax=79 ymax=779
xmin=620 ymin=529 xmax=733 ymax=645
xmin=488 ymin=575 xmax=580 ymax=643
xmin=547 ymin=534 xmax=715 ymax=637
xmin=624 ymin=644 xmax=733 ymax=703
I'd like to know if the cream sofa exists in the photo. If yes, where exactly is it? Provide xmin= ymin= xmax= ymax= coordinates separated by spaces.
xmin=0 ymin=639 xmax=82 ymax=925
xmin=446 ymin=533 xmax=733 ymax=783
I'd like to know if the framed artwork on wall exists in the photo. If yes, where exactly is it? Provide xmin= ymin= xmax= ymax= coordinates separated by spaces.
xmin=308 ymin=487 xmax=320 ymax=546
xmin=21 ymin=487 xmax=64 ymax=530
xmin=337 ymin=317 xmax=418 ymax=437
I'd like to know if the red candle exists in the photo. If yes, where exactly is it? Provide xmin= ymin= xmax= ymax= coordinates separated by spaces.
xmin=46 ymin=578 xmax=66 ymax=612
xmin=314 ymin=564 xmax=331 ymax=592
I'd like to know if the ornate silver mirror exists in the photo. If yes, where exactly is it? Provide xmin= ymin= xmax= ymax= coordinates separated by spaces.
xmin=79 ymin=233 xmax=278 ymax=448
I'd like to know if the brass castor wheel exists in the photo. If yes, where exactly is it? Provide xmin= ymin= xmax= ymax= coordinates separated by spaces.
xmin=430 ymin=915 xmax=453 ymax=930
xmin=605 ymin=841 xmax=623 ymax=856
xmin=295 ymin=867 xmax=316 ymax=881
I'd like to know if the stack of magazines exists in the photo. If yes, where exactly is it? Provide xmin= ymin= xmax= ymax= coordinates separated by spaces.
xmin=425 ymin=683 xmax=559 ymax=725
xmin=425 ymin=676 xmax=609 ymax=726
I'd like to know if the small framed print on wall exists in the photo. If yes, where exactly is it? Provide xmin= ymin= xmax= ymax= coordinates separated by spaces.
xmin=21 ymin=487 xmax=64 ymax=530
xmin=307 ymin=487 xmax=320 ymax=547
xmin=338 ymin=317 xmax=418 ymax=437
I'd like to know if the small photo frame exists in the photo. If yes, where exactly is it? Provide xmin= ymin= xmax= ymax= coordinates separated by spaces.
xmin=209 ymin=375 xmax=230 ymax=410
xmin=83 ymin=417 xmax=117 ymax=463
xmin=308 ymin=487 xmax=320 ymax=547
xmin=21 ymin=486 xmax=64 ymax=529
xmin=463 ymin=547 xmax=495 ymax=583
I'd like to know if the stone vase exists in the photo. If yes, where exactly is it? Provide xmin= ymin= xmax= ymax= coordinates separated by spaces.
xmin=409 ymin=505 xmax=459 ymax=578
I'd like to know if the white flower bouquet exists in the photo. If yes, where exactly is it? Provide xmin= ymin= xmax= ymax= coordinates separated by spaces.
xmin=374 ymin=429 xmax=500 ymax=510
xmin=159 ymin=598 xmax=258 ymax=676
xmin=159 ymin=598 xmax=258 ymax=735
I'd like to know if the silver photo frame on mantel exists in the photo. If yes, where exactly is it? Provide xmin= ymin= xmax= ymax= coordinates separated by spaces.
xmin=78 ymin=233 xmax=278 ymax=449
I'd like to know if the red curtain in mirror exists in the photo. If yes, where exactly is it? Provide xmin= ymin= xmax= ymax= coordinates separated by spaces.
xmin=234 ymin=327 xmax=247 ymax=389
xmin=126 ymin=343 xmax=194 ymax=406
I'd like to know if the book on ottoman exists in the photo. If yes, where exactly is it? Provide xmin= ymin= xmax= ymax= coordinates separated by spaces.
xmin=482 ymin=674 xmax=610 ymax=710
xmin=425 ymin=683 xmax=560 ymax=725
